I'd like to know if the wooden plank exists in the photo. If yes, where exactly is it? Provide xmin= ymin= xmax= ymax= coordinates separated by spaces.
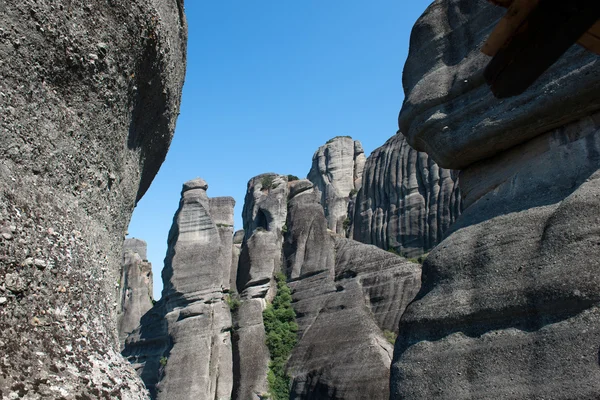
xmin=482 ymin=0 xmax=540 ymax=56
xmin=577 ymin=20 xmax=600 ymax=55
xmin=484 ymin=0 xmax=600 ymax=98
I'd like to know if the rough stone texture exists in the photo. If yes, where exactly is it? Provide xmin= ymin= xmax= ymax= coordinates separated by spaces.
xmin=284 ymin=182 xmax=421 ymax=399
xmin=308 ymin=137 xmax=366 ymax=234
xmin=123 ymin=180 xmax=234 ymax=400
xmin=353 ymin=132 xmax=461 ymax=257
xmin=0 ymin=1 xmax=186 ymax=398
xmin=398 ymin=0 xmax=600 ymax=170
xmin=118 ymin=238 xmax=153 ymax=347
xmin=233 ymin=173 xmax=288 ymax=400
xmin=391 ymin=2 xmax=600 ymax=399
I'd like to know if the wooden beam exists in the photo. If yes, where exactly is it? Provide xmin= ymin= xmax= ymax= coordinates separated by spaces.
xmin=578 ymin=20 xmax=600 ymax=55
xmin=484 ymin=0 xmax=600 ymax=98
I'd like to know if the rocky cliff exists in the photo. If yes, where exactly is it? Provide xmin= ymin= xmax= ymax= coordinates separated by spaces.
xmin=353 ymin=132 xmax=461 ymax=257
xmin=0 ymin=1 xmax=186 ymax=398
xmin=123 ymin=179 xmax=235 ymax=400
xmin=391 ymin=1 xmax=600 ymax=399
xmin=283 ymin=179 xmax=421 ymax=399
xmin=307 ymin=136 xmax=366 ymax=235
xmin=118 ymin=238 xmax=154 ymax=346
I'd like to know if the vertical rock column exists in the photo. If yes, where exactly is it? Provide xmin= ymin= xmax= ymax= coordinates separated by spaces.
xmin=234 ymin=173 xmax=289 ymax=400
xmin=117 ymin=238 xmax=153 ymax=346
xmin=353 ymin=133 xmax=461 ymax=257
xmin=307 ymin=136 xmax=366 ymax=235
xmin=124 ymin=178 xmax=235 ymax=400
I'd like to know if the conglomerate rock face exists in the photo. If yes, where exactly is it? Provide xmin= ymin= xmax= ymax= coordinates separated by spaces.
xmin=0 ymin=1 xmax=186 ymax=398
xmin=123 ymin=179 xmax=235 ymax=400
xmin=284 ymin=179 xmax=421 ymax=399
xmin=118 ymin=238 xmax=153 ymax=347
xmin=391 ymin=1 xmax=600 ymax=399
xmin=353 ymin=132 xmax=461 ymax=257
xmin=307 ymin=136 xmax=366 ymax=235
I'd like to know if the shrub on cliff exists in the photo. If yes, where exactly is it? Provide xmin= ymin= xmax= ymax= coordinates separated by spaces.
xmin=263 ymin=272 xmax=298 ymax=399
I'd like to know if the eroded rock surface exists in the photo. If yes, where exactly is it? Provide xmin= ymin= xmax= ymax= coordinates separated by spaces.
xmin=233 ymin=173 xmax=289 ymax=400
xmin=0 ymin=1 xmax=186 ymax=398
xmin=391 ymin=2 xmax=600 ymax=399
xmin=123 ymin=180 xmax=235 ymax=400
xmin=353 ymin=132 xmax=461 ymax=257
xmin=284 ymin=180 xmax=421 ymax=399
xmin=118 ymin=238 xmax=153 ymax=347
xmin=308 ymin=137 xmax=366 ymax=234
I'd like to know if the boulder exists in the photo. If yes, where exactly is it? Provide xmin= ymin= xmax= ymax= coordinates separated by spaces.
xmin=308 ymin=137 xmax=366 ymax=234
xmin=0 ymin=0 xmax=186 ymax=397
xmin=391 ymin=1 xmax=600 ymax=399
xmin=353 ymin=132 xmax=461 ymax=257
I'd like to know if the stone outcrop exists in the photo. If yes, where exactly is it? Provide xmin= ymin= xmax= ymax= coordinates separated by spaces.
xmin=353 ymin=132 xmax=461 ymax=257
xmin=234 ymin=173 xmax=289 ymax=400
xmin=283 ymin=179 xmax=421 ymax=399
xmin=118 ymin=238 xmax=154 ymax=346
xmin=0 ymin=1 xmax=186 ymax=398
xmin=391 ymin=1 xmax=600 ymax=399
xmin=308 ymin=136 xmax=366 ymax=234
xmin=123 ymin=179 xmax=235 ymax=400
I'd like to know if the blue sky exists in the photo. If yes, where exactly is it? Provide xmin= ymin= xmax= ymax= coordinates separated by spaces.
xmin=128 ymin=0 xmax=433 ymax=298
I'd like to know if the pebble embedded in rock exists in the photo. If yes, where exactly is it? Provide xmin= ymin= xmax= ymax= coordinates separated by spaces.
xmin=0 ymin=297 xmax=7 ymax=305
xmin=5 ymin=273 xmax=26 ymax=293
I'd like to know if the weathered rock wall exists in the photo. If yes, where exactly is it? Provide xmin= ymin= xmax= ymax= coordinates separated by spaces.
xmin=391 ymin=1 xmax=600 ymax=399
xmin=233 ymin=173 xmax=288 ymax=400
xmin=308 ymin=137 xmax=366 ymax=235
xmin=118 ymin=238 xmax=153 ymax=347
xmin=353 ymin=132 xmax=461 ymax=257
xmin=123 ymin=179 xmax=235 ymax=400
xmin=0 ymin=1 xmax=186 ymax=398
xmin=283 ymin=179 xmax=421 ymax=399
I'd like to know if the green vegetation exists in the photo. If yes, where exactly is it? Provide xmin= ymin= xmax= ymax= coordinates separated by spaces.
xmin=349 ymin=188 xmax=358 ymax=197
xmin=326 ymin=135 xmax=352 ymax=144
xmin=216 ymin=223 xmax=234 ymax=228
xmin=286 ymin=174 xmax=299 ymax=181
xmin=343 ymin=217 xmax=351 ymax=231
xmin=383 ymin=330 xmax=397 ymax=345
xmin=225 ymin=292 xmax=241 ymax=311
xmin=407 ymin=253 xmax=429 ymax=265
xmin=159 ymin=356 xmax=168 ymax=367
xmin=281 ymin=224 xmax=288 ymax=234
xmin=387 ymin=247 xmax=401 ymax=256
xmin=261 ymin=175 xmax=275 ymax=189
xmin=263 ymin=272 xmax=298 ymax=400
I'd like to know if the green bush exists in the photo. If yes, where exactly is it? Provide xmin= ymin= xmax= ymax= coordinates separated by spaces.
xmin=349 ymin=188 xmax=358 ymax=197
xmin=159 ymin=356 xmax=168 ymax=367
xmin=383 ymin=330 xmax=397 ymax=345
xmin=281 ymin=224 xmax=288 ymax=234
xmin=387 ymin=247 xmax=401 ymax=256
xmin=263 ymin=272 xmax=298 ymax=400
xmin=407 ymin=253 xmax=429 ymax=265
xmin=261 ymin=175 xmax=275 ymax=189
xmin=286 ymin=174 xmax=299 ymax=181
xmin=342 ymin=217 xmax=351 ymax=231
xmin=225 ymin=292 xmax=241 ymax=311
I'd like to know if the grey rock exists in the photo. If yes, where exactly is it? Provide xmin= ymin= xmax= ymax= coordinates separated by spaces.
xmin=391 ymin=2 xmax=600 ymax=398
xmin=398 ymin=0 xmax=600 ymax=170
xmin=353 ymin=132 xmax=461 ymax=257
xmin=308 ymin=136 xmax=366 ymax=234
xmin=123 ymin=180 xmax=234 ymax=400
xmin=0 ymin=0 xmax=186 ymax=397
xmin=233 ymin=229 xmax=245 ymax=245
xmin=5 ymin=273 xmax=26 ymax=293
xmin=117 ymin=238 xmax=153 ymax=347
xmin=183 ymin=177 xmax=209 ymax=193
xmin=233 ymin=173 xmax=289 ymax=399
xmin=284 ymin=184 xmax=421 ymax=399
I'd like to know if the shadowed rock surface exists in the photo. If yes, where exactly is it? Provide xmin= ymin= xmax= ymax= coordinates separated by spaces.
xmin=123 ymin=180 xmax=235 ymax=400
xmin=308 ymin=137 xmax=366 ymax=235
xmin=283 ymin=180 xmax=421 ymax=399
xmin=233 ymin=173 xmax=289 ymax=400
xmin=0 ymin=1 xmax=186 ymax=398
xmin=391 ymin=1 xmax=600 ymax=399
xmin=118 ymin=238 xmax=153 ymax=347
xmin=353 ymin=132 xmax=461 ymax=257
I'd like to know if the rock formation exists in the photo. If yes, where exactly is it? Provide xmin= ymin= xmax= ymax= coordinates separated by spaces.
xmin=391 ymin=1 xmax=600 ymax=399
xmin=234 ymin=173 xmax=289 ymax=400
xmin=118 ymin=238 xmax=154 ymax=346
xmin=308 ymin=136 xmax=366 ymax=235
xmin=283 ymin=179 xmax=421 ymax=399
xmin=0 ymin=1 xmax=186 ymax=398
xmin=123 ymin=179 xmax=235 ymax=400
xmin=353 ymin=132 xmax=461 ymax=257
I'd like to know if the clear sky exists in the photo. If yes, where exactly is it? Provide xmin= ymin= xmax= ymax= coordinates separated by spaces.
xmin=127 ymin=0 xmax=433 ymax=299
